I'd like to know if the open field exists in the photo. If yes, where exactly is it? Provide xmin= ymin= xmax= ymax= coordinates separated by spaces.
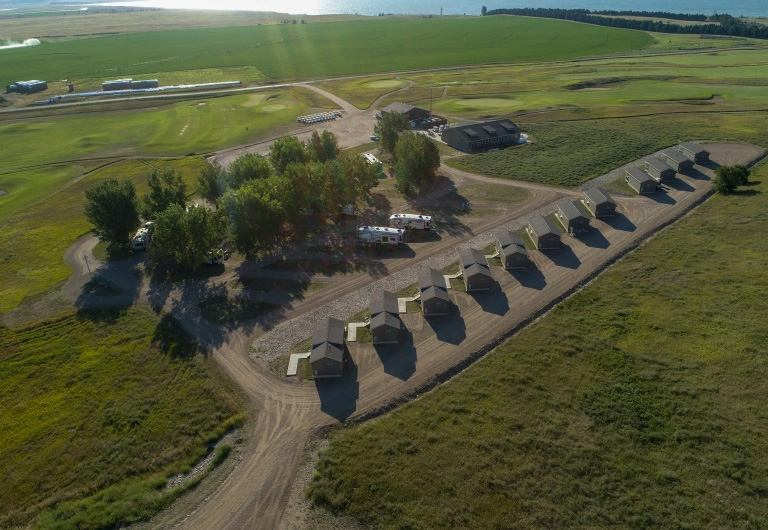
xmin=0 ymin=307 xmax=244 ymax=528
xmin=1 ymin=17 xmax=652 ymax=86
xmin=315 ymin=76 xmax=410 ymax=109
xmin=307 ymin=161 xmax=768 ymax=529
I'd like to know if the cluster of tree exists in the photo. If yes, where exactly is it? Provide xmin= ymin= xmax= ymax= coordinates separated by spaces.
xmin=281 ymin=19 xmax=306 ymax=24
xmin=373 ymin=112 xmax=441 ymax=196
xmin=712 ymin=165 xmax=751 ymax=194
xmin=199 ymin=130 xmax=380 ymax=257
xmin=484 ymin=8 xmax=768 ymax=39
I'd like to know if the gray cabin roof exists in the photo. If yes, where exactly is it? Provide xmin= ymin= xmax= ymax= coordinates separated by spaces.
xmin=465 ymin=262 xmax=493 ymax=280
xmin=645 ymin=157 xmax=674 ymax=173
xmin=497 ymin=229 xmax=525 ymax=250
xmin=528 ymin=214 xmax=560 ymax=237
xmin=449 ymin=119 xmax=520 ymax=143
xmin=370 ymin=311 xmax=401 ymax=331
xmin=680 ymin=141 xmax=706 ymax=155
xmin=557 ymin=200 xmax=586 ymax=222
xmin=310 ymin=341 xmax=344 ymax=364
xmin=459 ymin=247 xmax=490 ymax=271
xmin=422 ymin=285 xmax=451 ymax=303
xmin=370 ymin=290 xmax=398 ymax=317
xmin=661 ymin=149 xmax=690 ymax=165
xmin=311 ymin=317 xmax=345 ymax=348
xmin=381 ymin=102 xmax=416 ymax=115
xmin=584 ymin=187 xmax=615 ymax=207
xmin=418 ymin=267 xmax=446 ymax=292
xmin=626 ymin=166 xmax=654 ymax=184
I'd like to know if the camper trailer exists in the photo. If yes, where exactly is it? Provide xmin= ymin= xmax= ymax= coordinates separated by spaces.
xmin=358 ymin=226 xmax=404 ymax=246
xmin=389 ymin=213 xmax=432 ymax=230
xmin=131 ymin=228 xmax=151 ymax=251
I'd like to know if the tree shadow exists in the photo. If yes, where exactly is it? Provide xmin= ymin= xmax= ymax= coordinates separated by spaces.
xmin=469 ymin=283 xmax=509 ymax=315
xmin=508 ymin=265 xmax=547 ymax=290
xmin=666 ymin=179 xmax=695 ymax=193
xmin=74 ymin=252 xmax=144 ymax=311
xmin=408 ymin=177 xmax=472 ymax=238
xmin=425 ymin=304 xmax=466 ymax=345
xmin=74 ymin=306 xmax=130 ymax=324
xmin=316 ymin=352 xmax=359 ymax=422
xmin=602 ymin=212 xmax=636 ymax=233
xmin=733 ymin=188 xmax=762 ymax=196
xmin=151 ymin=312 xmax=204 ymax=359
xmin=374 ymin=329 xmax=417 ymax=381
xmin=539 ymin=244 xmax=581 ymax=270
xmin=580 ymin=227 xmax=610 ymax=249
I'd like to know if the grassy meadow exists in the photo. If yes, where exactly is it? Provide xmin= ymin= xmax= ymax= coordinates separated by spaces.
xmin=0 ymin=307 xmax=244 ymax=528
xmin=1 ymin=17 xmax=652 ymax=85
xmin=308 ymin=162 xmax=768 ymax=529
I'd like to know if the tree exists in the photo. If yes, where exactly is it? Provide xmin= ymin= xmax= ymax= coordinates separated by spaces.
xmin=197 ymin=161 xmax=225 ymax=204
xmin=393 ymin=132 xmax=441 ymax=196
xmin=142 ymin=169 xmax=187 ymax=220
xmin=270 ymin=135 xmax=307 ymax=175
xmin=713 ymin=165 xmax=751 ymax=195
xmin=83 ymin=177 xmax=140 ymax=248
xmin=314 ymin=160 xmax=345 ymax=217
xmin=307 ymin=130 xmax=340 ymax=163
xmin=224 ymin=153 xmax=273 ymax=190
xmin=373 ymin=111 xmax=409 ymax=158
xmin=148 ymin=204 xmax=225 ymax=270
xmin=221 ymin=179 xmax=285 ymax=257
xmin=482 ymin=5 xmax=487 ymax=16
xmin=338 ymin=150 xmax=379 ymax=203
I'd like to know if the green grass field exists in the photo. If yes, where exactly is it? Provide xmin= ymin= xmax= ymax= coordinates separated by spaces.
xmin=1 ymin=17 xmax=652 ymax=85
xmin=308 ymin=162 xmax=768 ymax=529
xmin=0 ymin=308 xmax=244 ymax=528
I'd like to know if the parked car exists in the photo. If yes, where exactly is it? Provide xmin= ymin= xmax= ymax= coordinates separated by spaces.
xmin=370 ymin=135 xmax=379 ymax=141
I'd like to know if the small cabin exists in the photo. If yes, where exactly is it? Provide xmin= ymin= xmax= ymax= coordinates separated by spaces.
xmin=679 ymin=142 xmax=709 ymax=164
xmin=418 ymin=268 xmax=451 ymax=316
xmin=625 ymin=167 xmax=657 ymax=194
xmin=582 ymin=188 xmax=617 ymax=218
xmin=459 ymin=248 xmax=493 ymax=291
xmin=556 ymin=200 xmax=590 ymax=235
xmin=644 ymin=157 xmax=676 ymax=182
xmin=496 ymin=230 xmax=531 ymax=270
xmin=660 ymin=150 xmax=694 ymax=173
xmin=310 ymin=317 xmax=346 ymax=378
xmin=370 ymin=290 xmax=402 ymax=344
xmin=527 ymin=215 xmax=561 ymax=250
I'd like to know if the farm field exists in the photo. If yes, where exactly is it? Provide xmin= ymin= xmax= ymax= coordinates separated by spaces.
xmin=307 ymin=161 xmax=768 ymax=529
xmin=0 ymin=308 xmax=244 ymax=529
xmin=0 ymin=17 xmax=653 ymax=85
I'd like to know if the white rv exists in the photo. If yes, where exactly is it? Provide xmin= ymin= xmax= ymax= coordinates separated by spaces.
xmin=389 ymin=213 xmax=432 ymax=230
xmin=131 ymin=228 xmax=150 ymax=251
xmin=358 ymin=226 xmax=404 ymax=246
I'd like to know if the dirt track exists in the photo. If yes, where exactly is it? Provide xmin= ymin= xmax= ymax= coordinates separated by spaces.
xmin=59 ymin=80 xmax=764 ymax=530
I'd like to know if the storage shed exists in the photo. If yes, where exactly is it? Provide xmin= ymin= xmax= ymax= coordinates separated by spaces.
xmin=459 ymin=248 xmax=493 ymax=291
xmin=556 ymin=200 xmax=590 ymax=235
xmin=418 ymin=268 xmax=451 ymax=316
xmin=660 ymin=149 xmax=694 ymax=173
xmin=370 ymin=290 xmax=401 ymax=344
xmin=527 ymin=215 xmax=561 ymax=249
xmin=496 ymin=230 xmax=530 ymax=270
xmin=582 ymin=188 xmax=617 ymax=218
xmin=679 ymin=142 xmax=709 ymax=164
xmin=310 ymin=317 xmax=346 ymax=378
xmin=625 ymin=167 xmax=657 ymax=194
xmin=644 ymin=157 xmax=676 ymax=182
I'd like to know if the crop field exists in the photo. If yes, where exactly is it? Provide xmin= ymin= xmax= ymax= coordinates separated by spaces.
xmin=1 ymin=17 xmax=652 ymax=86
xmin=0 ymin=158 xmax=207 ymax=316
xmin=0 ymin=308 xmax=244 ymax=528
xmin=308 ymin=162 xmax=768 ymax=529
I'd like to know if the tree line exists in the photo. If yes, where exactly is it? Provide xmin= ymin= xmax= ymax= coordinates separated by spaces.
xmin=484 ymin=8 xmax=768 ymax=40
xmin=83 ymin=130 xmax=381 ymax=269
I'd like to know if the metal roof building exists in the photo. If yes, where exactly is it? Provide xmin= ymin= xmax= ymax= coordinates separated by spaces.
xmin=441 ymin=119 xmax=521 ymax=152
xmin=370 ymin=290 xmax=402 ymax=344
xmin=625 ymin=167 xmax=657 ymax=194
xmin=645 ymin=157 xmax=676 ymax=182
xmin=527 ymin=215 xmax=561 ymax=249
xmin=496 ymin=230 xmax=530 ymax=270
xmin=310 ymin=317 xmax=346 ymax=378
xmin=679 ymin=142 xmax=709 ymax=164
xmin=583 ymin=188 xmax=617 ymax=218
xmin=660 ymin=149 xmax=694 ymax=173
xmin=418 ymin=267 xmax=451 ymax=316
xmin=556 ymin=200 xmax=590 ymax=235
xmin=381 ymin=102 xmax=430 ymax=122
xmin=459 ymin=248 xmax=493 ymax=291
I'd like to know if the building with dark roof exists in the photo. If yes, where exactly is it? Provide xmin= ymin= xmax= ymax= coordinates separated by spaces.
xmin=582 ymin=188 xmax=617 ymax=217
xmin=526 ymin=215 xmax=561 ymax=250
xmin=370 ymin=290 xmax=402 ymax=344
xmin=625 ymin=167 xmax=657 ymax=194
xmin=660 ymin=149 xmax=694 ymax=173
xmin=644 ymin=157 xmax=676 ymax=182
xmin=679 ymin=142 xmax=709 ymax=164
xmin=496 ymin=230 xmax=531 ymax=270
xmin=459 ymin=248 xmax=493 ymax=291
xmin=6 ymin=80 xmax=48 ymax=94
xmin=380 ymin=102 xmax=430 ymax=123
xmin=310 ymin=317 xmax=346 ymax=378
xmin=441 ymin=119 xmax=521 ymax=152
xmin=555 ymin=200 xmax=590 ymax=235
xmin=418 ymin=268 xmax=451 ymax=316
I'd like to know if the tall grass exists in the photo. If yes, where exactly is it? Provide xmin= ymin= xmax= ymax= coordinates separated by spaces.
xmin=307 ymin=162 xmax=768 ymax=528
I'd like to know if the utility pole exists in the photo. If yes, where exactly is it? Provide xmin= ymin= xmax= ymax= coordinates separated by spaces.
xmin=429 ymin=83 xmax=435 ymax=118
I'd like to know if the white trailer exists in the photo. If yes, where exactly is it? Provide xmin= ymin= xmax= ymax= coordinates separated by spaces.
xmin=389 ymin=213 xmax=432 ymax=230
xmin=131 ymin=228 xmax=150 ymax=251
xmin=358 ymin=226 xmax=404 ymax=246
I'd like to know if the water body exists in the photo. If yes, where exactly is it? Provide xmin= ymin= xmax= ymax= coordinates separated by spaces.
xmin=94 ymin=0 xmax=768 ymax=18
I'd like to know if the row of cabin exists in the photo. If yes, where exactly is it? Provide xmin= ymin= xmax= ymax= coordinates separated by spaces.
xmin=625 ymin=143 xmax=710 ymax=194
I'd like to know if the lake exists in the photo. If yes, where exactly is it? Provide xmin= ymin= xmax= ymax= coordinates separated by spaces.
xmin=94 ymin=0 xmax=768 ymax=18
